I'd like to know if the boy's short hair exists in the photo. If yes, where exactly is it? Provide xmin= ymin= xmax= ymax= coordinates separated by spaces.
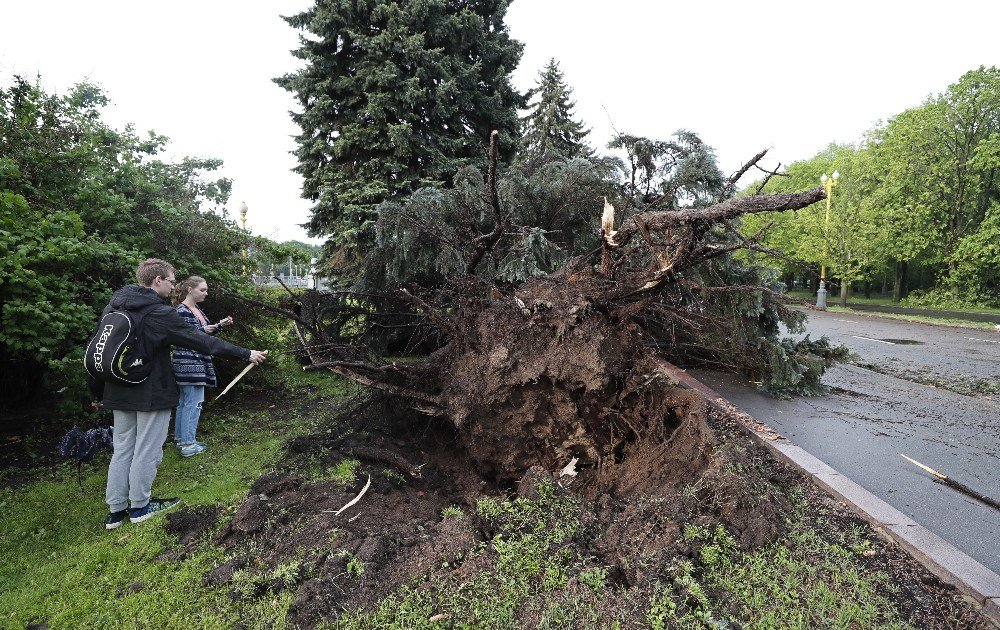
xmin=135 ymin=259 xmax=175 ymax=287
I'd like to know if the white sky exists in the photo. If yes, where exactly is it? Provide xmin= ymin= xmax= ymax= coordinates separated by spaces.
xmin=3 ymin=1 xmax=998 ymax=243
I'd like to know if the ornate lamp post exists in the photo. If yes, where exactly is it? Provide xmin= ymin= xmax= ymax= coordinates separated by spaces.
xmin=239 ymin=202 xmax=249 ymax=274
xmin=815 ymin=171 xmax=839 ymax=308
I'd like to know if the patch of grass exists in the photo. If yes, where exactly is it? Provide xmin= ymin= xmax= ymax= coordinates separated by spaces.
xmin=676 ymin=516 xmax=907 ymax=628
xmin=0 ymin=391 xmax=325 ymax=629
xmin=338 ymin=479 xmax=609 ymax=628
xmin=302 ymin=455 xmax=359 ymax=486
xmin=787 ymin=290 xmax=1000 ymax=314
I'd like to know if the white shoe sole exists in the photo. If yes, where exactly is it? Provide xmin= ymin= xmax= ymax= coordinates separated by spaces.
xmin=129 ymin=501 xmax=180 ymax=523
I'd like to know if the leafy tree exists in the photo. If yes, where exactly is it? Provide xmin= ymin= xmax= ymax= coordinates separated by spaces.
xmin=0 ymin=78 xmax=282 ymax=414
xmin=864 ymin=66 xmax=1000 ymax=301
xmin=276 ymin=0 xmax=526 ymax=280
xmin=519 ymin=58 xmax=591 ymax=162
xmin=745 ymin=143 xmax=881 ymax=306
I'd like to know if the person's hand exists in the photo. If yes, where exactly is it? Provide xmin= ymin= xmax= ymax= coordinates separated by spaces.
xmin=220 ymin=316 xmax=234 ymax=327
xmin=205 ymin=324 xmax=219 ymax=334
xmin=249 ymin=350 xmax=269 ymax=365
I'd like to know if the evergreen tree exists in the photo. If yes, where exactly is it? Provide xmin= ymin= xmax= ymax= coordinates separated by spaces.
xmin=520 ymin=58 xmax=591 ymax=161
xmin=276 ymin=0 xmax=525 ymax=279
xmin=609 ymin=130 xmax=726 ymax=210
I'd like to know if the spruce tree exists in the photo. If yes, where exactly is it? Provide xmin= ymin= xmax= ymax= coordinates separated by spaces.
xmin=520 ymin=58 xmax=591 ymax=161
xmin=276 ymin=0 xmax=525 ymax=278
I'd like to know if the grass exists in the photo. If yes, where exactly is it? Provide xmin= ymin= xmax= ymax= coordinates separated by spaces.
xmin=786 ymin=290 xmax=1000 ymax=315
xmin=783 ymin=289 xmax=1000 ymax=329
xmin=336 ymin=482 xmax=919 ymax=629
xmin=678 ymin=520 xmax=906 ymax=629
xmin=0 ymin=369 xmax=341 ymax=629
xmin=0 ymin=362 xmax=963 ymax=628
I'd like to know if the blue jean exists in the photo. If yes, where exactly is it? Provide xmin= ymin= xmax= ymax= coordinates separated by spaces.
xmin=174 ymin=385 xmax=206 ymax=445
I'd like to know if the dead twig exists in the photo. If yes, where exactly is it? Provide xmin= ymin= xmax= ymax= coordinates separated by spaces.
xmin=324 ymin=475 xmax=372 ymax=515
xmin=466 ymin=130 xmax=504 ymax=275
xmin=900 ymin=454 xmax=1000 ymax=511
xmin=718 ymin=148 xmax=769 ymax=202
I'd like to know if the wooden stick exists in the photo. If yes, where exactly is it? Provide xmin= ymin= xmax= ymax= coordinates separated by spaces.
xmin=215 ymin=362 xmax=255 ymax=401
xmin=900 ymin=454 xmax=1000 ymax=511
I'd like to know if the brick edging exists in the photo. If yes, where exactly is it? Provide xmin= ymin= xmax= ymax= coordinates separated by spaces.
xmin=657 ymin=362 xmax=1000 ymax=626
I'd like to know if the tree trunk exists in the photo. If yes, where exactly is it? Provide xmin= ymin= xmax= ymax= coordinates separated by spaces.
xmin=839 ymin=278 xmax=849 ymax=307
xmin=893 ymin=260 xmax=908 ymax=302
xmin=863 ymin=281 xmax=871 ymax=299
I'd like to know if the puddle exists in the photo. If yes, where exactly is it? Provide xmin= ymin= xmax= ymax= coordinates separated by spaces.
xmin=881 ymin=339 xmax=924 ymax=345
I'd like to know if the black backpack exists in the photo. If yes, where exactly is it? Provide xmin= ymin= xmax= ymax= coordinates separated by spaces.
xmin=83 ymin=304 xmax=160 ymax=385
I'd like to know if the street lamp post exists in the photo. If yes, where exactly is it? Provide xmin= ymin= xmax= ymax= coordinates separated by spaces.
xmin=239 ymin=202 xmax=249 ymax=274
xmin=816 ymin=171 xmax=839 ymax=308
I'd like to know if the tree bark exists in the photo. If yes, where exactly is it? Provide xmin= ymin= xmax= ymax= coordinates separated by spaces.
xmin=893 ymin=260 xmax=908 ymax=302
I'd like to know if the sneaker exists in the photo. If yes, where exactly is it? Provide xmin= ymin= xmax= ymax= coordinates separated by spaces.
xmin=179 ymin=443 xmax=207 ymax=458
xmin=129 ymin=497 xmax=180 ymax=524
xmin=105 ymin=509 xmax=128 ymax=530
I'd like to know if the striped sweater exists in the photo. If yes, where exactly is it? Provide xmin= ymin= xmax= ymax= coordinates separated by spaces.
xmin=170 ymin=303 xmax=218 ymax=387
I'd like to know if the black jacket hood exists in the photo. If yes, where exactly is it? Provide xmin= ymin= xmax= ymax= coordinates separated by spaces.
xmin=109 ymin=285 xmax=167 ymax=311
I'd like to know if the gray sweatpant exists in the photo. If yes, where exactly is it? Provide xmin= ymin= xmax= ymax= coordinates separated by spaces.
xmin=105 ymin=409 xmax=171 ymax=512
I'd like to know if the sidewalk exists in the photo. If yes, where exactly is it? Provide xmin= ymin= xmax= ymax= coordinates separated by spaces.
xmin=656 ymin=362 xmax=1000 ymax=626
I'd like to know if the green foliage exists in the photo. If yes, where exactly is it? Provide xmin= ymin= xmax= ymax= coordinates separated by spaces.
xmin=747 ymin=66 xmax=1000 ymax=306
xmin=0 ymin=77 xmax=289 ymax=414
xmin=520 ymin=58 xmax=591 ymax=162
xmin=368 ymin=156 xmax=617 ymax=288
xmin=276 ymin=0 xmax=526 ymax=279
xmin=609 ymin=129 xmax=726 ymax=209
xmin=763 ymin=336 xmax=851 ymax=399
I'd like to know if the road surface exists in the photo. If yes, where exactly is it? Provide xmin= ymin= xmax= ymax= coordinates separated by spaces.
xmin=694 ymin=310 xmax=1000 ymax=573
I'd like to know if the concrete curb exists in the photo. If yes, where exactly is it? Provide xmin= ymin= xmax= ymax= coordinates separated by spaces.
xmin=658 ymin=363 xmax=1000 ymax=626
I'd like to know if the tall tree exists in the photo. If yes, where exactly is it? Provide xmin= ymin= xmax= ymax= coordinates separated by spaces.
xmin=865 ymin=66 xmax=1000 ymax=301
xmin=276 ymin=0 xmax=525 ymax=280
xmin=520 ymin=58 xmax=591 ymax=161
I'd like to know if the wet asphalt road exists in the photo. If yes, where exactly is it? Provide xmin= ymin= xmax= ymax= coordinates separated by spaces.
xmin=693 ymin=310 xmax=1000 ymax=574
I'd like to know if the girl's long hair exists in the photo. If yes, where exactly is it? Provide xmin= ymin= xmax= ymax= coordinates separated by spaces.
xmin=172 ymin=275 xmax=207 ymax=307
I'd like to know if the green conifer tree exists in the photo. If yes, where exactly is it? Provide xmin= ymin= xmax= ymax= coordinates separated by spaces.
xmin=276 ymin=0 xmax=525 ymax=278
xmin=520 ymin=58 xmax=591 ymax=161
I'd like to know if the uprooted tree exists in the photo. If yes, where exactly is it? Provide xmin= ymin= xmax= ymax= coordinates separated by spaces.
xmin=274 ymin=132 xmax=843 ymax=486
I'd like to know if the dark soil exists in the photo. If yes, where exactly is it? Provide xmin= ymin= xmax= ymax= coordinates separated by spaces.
xmin=191 ymin=389 xmax=995 ymax=628
xmin=0 ymin=400 xmax=85 ymax=488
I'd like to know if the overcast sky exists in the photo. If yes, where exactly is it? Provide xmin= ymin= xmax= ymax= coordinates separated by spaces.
xmin=3 ymin=1 xmax=999 ymax=244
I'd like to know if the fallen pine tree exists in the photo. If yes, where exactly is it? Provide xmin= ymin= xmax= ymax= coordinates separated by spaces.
xmin=268 ymin=132 xmax=846 ymax=487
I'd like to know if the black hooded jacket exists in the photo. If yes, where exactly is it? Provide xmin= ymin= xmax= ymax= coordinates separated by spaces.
xmin=95 ymin=285 xmax=251 ymax=411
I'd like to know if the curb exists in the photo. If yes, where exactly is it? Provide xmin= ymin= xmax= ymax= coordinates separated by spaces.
xmin=658 ymin=363 xmax=1000 ymax=626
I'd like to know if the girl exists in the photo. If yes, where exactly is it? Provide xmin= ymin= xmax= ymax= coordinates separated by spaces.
xmin=171 ymin=276 xmax=233 ymax=457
